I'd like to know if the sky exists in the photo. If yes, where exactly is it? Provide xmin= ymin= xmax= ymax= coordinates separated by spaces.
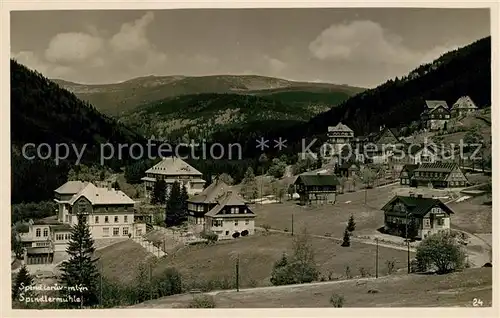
xmin=10 ymin=8 xmax=490 ymax=88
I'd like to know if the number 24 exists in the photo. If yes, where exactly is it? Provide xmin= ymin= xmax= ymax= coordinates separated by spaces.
xmin=473 ymin=298 xmax=484 ymax=307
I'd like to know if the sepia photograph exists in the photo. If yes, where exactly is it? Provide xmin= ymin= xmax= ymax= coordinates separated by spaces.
xmin=3 ymin=1 xmax=497 ymax=314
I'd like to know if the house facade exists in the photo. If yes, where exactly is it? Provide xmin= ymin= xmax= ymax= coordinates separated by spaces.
xmin=20 ymin=181 xmax=149 ymax=264
xmin=325 ymin=123 xmax=354 ymax=164
xmin=406 ymin=143 xmax=440 ymax=165
xmin=399 ymin=164 xmax=419 ymax=186
xmin=187 ymin=179 xmax=232 ymax=228
xmin=381 ymin=195 xmax=454 ymax=240
xmin=421 ymin=100 xmax=451 ymax=131
xmin=451 ymin=96 xmax=478 ymax=117
xmin=412 ymin=162 xmax=468 ymax=188
xmin=294 ymin=174 xmax=338 ymax=205
xmin=359 ymin=127 xmax=403 ymax=164
xmin=203 ymin=191 xmax=256 ymax=240
xmin=141 ymin=157 xmax=206 ymax=199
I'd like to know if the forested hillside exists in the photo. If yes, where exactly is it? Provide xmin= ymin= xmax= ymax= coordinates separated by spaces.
xmin=10 ymin=60 xmax=145 ymax=203
xmin=210 ymin=36 xmax=492 ymax=158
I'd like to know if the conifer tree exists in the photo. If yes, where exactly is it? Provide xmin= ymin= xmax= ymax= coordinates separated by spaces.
xmin=151 ymin=179 xmax=167 ymax=205
xmin=347 ymin=215 xmax=356 ymax=233
xmin=12 ymin=265 xmax=34 ymax=302
xmin=241 ymin=167 xmax=258 ymax=200
xmin=180 ymin=184 xmax=189 ymax=223
xmin=59 ymin=214 xmax=99 ymax=308
xmin=341 ymin=228 xmax=351 ymax=247
xmin=165 ymin=181 xmax=183 ymax=227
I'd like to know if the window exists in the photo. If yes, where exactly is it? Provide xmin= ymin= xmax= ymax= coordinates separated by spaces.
xmin=234 ymin=220 xmax=239 ymax=226
xmin=124 ymin=216 xmax=128 ymax=223
xmin=36 ymin=229 xmax=41 ymax=237
xmin=123 ymin=227 xmax=129 ymax=236
xmin=113 ymin=228 xmax=119 ymax=236
xmin=105 ymin=216 xmax=109 ymax=223
xmin=114 ymin=216 xmax=119 ymax=223
xmin=64 ymin=234 xmax=69 ymax=240
xmin=225 ymin=231 xmax=229 ymax=235
xmin=424 ymin=219 xmax=431 ymax=227
xmin=245 ymin=219 xmax=249 ymax=225
xmin=437 ymin=218 xmax=444 ymax=226
xmin=95 ymin=216 xmax=99 ymax=224
xmin=65 ymin=215 xmax=69 ymax=223
xmin=124 ymin=206 xmax=128 ymax=212
xmin=43 ymin=229 xmax=48 ymax=237
xmin=103 ymin=228 xmax=109 ymax=237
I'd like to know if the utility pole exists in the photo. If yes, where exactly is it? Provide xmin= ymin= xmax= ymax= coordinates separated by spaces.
xmin=406 ymin=212 xmax=411 ymax=274
xmin=375 ymin=238 xmax=379 ymax=278
xmin=235 ymin=254 xmax=240 ymax=292
xmin=291 ymin=214 xmax=294 ymax=236
xmin=100 ymin=261 xmax=103 ymax=307
xmin=149 ymin=262 xmax=153 ymax=300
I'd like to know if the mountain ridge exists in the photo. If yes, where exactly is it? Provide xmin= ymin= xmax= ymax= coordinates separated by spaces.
xmin=52 ymin=74 xmax=365 ymax=116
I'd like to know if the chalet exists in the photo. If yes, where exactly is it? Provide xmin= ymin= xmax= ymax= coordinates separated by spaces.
xmin=187 ymin=179 xmax=232 ymax=227
xmin=141 ymin=157 xmax=206 ymax=199
xmin=381 ymin=194 xmax=455 ymax=240
xmin=406 ymin=143 xmax=440 ymax=165
xmin=421 ymin=100 xmax=451 ymax=131
xmin=399 ymin=164 xmax=419 ymax=186
xmin=294 ymin=174 xmax=339 ymax=205
xmin=327 ymin=122 xmax=354 ymax=145
xmin=203 ymin=191 xmax=256 ymax=240
xmin=20 ymin=181 xmax=149 ymax=264
xmin=358 ymin=126 xmax=403 ymax=164
xmin=412 ymin=162 xmax=468 ymax=188
xmin=451 ymin=96 xmax=478 ymax=117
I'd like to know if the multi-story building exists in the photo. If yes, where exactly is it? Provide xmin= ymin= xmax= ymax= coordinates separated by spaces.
xmin=451 ymin=96 xmax=478 ymax=117
xmin=325 ymin=122 xmax=355 ymax=164
xmin=20 ymin=181 xmax=149 ymax=264
xmin=141 ymin=157 xmax=206 ymax=200
xmin=203 ymin=191 xmax=256 ymax=240
xmin=421 ymin=100 xmax=451 ymax=131
xmin=381 ymin=194 xmax=455 ymax=240
xmin=187 ymin=179 xmax=232 ymax=228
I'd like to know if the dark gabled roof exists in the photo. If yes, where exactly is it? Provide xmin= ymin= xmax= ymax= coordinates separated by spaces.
xmin=188 ymin=179 xmax=231 ymax=204
xmin=294 ymin=174 xmax=339 ymax=186
xmin=50 ymin=224 xmax=72 ymax=232
xmin=382 ymin=195 xmax=455 ymax=217
xmin=205 ymin=191 xmax=254 ymax=218
xmin=414 ymin=162 xmax=458 ymax=173
xmin=400 ymin=164 xmax=419 ymax=178
xmin=425 ymin=100 xmax=449 ymax=109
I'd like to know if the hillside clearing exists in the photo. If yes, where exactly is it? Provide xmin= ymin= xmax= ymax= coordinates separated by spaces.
xmin=131 ymin=268 xmax=492 ymax=308
xmin=96 ymin=232 xmax=412 ymax=287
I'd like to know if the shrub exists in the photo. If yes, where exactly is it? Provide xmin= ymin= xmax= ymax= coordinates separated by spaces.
xmin=201 ymin=231 xmax=218 ymax=243
xmin=262 ymin=224 xmax=271 ymax=233
xmin=386 ymin=260 xmax=396 ymax=275
xmin=415 ymin=231 xmax=466 ymax=274
xmin=188 ymin=295 xmax=216 ymax=308
xmin=270 ymin=229 xmax=319 ymax=285
xmin=232 ymin=232 xmax=240 ymax=238
xmin=345 ymin=265 xmax=352 ymax=279
xmin=329 ymin=293 xmax=344 ymax=307
xmin=359 ymin=267 xmax=368 ymax=277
